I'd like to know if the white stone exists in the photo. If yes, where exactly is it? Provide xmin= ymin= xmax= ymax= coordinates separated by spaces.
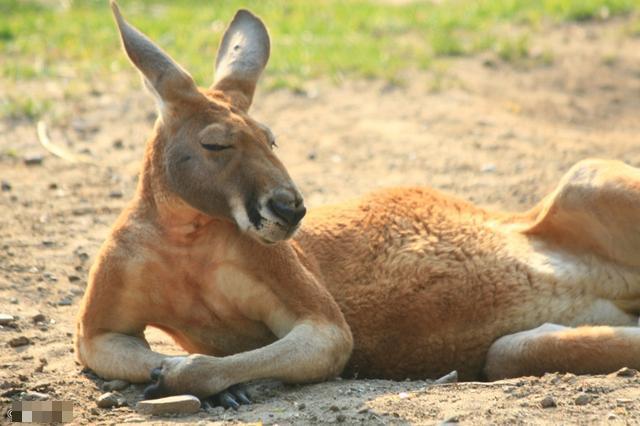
xmin=0 ymin=314 xmax=15 ymax=325
xmin=136 ymin=395 xmax=201 ymax=416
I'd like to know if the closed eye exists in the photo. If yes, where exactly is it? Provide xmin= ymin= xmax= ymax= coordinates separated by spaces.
xmin=200 ymin=143 xmax=232 ymax=152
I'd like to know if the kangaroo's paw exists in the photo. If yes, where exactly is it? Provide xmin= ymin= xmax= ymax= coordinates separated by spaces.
xmin=142 ymin=355 xmax=230 ymax=400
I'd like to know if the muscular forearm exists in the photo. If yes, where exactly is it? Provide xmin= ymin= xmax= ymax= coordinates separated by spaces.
xmin=223 ymin=321 xmax=353 ymax=384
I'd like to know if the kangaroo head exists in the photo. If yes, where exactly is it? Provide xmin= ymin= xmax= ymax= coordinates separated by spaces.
xmin=111 ymin=1 xmax=305 ymax=244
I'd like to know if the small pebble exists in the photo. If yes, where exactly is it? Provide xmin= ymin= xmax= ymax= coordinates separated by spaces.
xmin=76 ymin=251 xmax=89 ymax=262
xmin=35 ymin=358 xmax=48 ymax=373
xmin=32 ymin=314 xmax=46 ymax=323
xmin=23 ymin=391 xmax=49 ymax=401
xmin=43 ymin=272 xmax=57 ymax=282
xmin=113 ymin=139 xmax=124 ymax=149
xmin=575 ymin=393 xmax=592 ymax=406
xmin=329 ymin=405 xmax=340 ymax=412
xmin=96 ymin=392 xmax=121 ymax=409
xmin=1 ymin=388 xmax=24 ymax=398
xmin=136 ymin=395 xmax=200 ymax=416
xmin=336 ymin=414 xmax=346 ymax=422
xmin=1 ymin=180 xmax=11 ymax=191
xmin=57 ymin=297 xmax=72 ymax=306
xmin=8 ymin=336 xmax=30 ymax=348
xmin=109 ymin=190 xmax=123 ymax=199
xmin=480 ymin=163 xmax=497 ymax=173
xmin=540 ymin=396 xmax=557 ymax=408
xmin=10 ymin=297 xmax=18 ymax=304
xmin=0 ymin=314 xmax=15 ymax=325
xmin=440 ymin=415 xmax=460 ymax=425
xmin=616 ymin=367 xmax=637 ymax=377
xmin=23 ymin=154 xmax=44 ymax=166
xmin=102 ymin=379 xmax=129 ymax=392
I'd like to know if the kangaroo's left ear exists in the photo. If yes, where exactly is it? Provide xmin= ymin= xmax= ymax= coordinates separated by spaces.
xmin=111 ymin=1 xmax=202 ymax=113
xmin=211 ymin=10 xmax=270 ymax=112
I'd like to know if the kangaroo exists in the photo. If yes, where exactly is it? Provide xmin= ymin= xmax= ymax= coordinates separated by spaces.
xmin=76 ymin=1 xmax=640 ymax=407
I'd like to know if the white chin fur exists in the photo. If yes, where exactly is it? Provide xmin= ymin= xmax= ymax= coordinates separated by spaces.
xmin=229 ymin=197 xmax=294 ymax=243
xmin=229 ymin=196 xmax=253 ymax=233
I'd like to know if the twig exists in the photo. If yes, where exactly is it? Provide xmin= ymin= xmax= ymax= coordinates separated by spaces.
xmin=36 ymin=120 xmax=98 ymax=165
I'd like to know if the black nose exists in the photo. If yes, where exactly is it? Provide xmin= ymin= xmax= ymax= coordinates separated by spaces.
xmin=268 ymin=191 xmax=306 ymax=226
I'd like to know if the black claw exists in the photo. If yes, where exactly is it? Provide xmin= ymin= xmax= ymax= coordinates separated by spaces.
xmin=218 ymin=391 xmax=240 ymax=410
xmin=143 ymin=367 xmax=168 ymax=400
xmin=150 ymin=367 xmax=162 ymax=381
xmin=232 ymin=387 xmax=252 ymax=405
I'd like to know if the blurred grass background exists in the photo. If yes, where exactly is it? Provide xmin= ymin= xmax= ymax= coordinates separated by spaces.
xmin=1 ymin=0 xmax=640 ymax=119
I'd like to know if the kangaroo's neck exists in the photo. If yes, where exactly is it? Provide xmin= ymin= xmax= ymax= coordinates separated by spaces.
xmin=136 ymin=125 xmax=171 ymax=209
xmin=131 ymin=126 xmax=215 ymax=245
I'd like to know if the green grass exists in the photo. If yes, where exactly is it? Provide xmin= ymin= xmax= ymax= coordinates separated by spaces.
xmin=496 ymin=34 xmax=531 ymax=62
xmin=1 ymin=0 xmax=639 ymax=95
xmin=627 ymin=15 xmax=640 ymax=34
xmin=0 ymin=96 xmax=51 ymax=120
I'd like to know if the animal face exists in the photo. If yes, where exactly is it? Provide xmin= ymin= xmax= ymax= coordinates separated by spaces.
xmin=163 ymin=98 xmax=305 ymax=243
xmin=111 ymin=2 xmax=306 ymax=243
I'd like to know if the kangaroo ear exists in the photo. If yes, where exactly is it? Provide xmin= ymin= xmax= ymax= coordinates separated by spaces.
xmin=110 ymin=1 xmax=200 ymax=111
xmin=212 ymin=9 xmax=270 ymax=112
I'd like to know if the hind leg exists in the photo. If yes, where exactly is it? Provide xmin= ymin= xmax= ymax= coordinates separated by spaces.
xmin=524 ymin=159 xmax=640 ymax=269
xmin=485 ymin=323 xmax=640 ymax=380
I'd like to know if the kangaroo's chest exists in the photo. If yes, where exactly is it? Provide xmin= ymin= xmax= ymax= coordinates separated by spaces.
xmin=136 ymin=247 xmax=278 ymax=356
xmin=152 ymin=317 xmax=276 ymax=357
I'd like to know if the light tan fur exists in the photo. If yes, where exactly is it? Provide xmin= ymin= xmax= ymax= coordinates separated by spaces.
xmin=76 ymin=3 xmax=640 ymax=399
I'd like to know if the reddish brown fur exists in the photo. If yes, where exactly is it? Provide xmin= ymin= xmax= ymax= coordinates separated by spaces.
xmin=75 ymin=3 xmax=640 ymax=398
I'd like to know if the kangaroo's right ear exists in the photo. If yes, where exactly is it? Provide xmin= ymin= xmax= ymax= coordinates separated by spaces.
xmin=212 ymin=10 xmax=270 ymax=112
xmin=110 ymin=1 xmax=201 ymax=111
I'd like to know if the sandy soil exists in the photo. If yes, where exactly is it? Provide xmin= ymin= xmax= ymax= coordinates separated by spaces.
xmin=1 ymin=17 xmax=640 ymax=425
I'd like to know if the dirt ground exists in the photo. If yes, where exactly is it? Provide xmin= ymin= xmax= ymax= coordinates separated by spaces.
xmin=2 ymin=17 xmax=640 ymax=425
